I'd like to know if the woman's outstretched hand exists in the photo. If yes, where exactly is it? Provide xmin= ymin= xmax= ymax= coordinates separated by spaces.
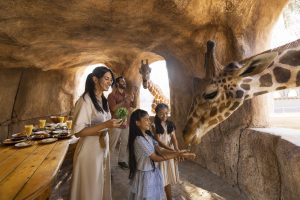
xmin=104 ymin=119 xmax=123 ymax=128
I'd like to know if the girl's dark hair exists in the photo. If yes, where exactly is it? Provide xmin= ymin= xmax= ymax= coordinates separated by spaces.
xmin=128 ymin=109 xmax=153 ymax=179
xmin=83 ymin=66 xmax=115 ymax=113
xmin=154 ymin=103 xmax=176 ymax=135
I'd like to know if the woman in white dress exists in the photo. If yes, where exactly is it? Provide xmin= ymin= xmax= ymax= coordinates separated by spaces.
xmin=152 ymin=103 xmax=180 ymax=200
xmin=70 ymin=66 xmax=123 ymax=200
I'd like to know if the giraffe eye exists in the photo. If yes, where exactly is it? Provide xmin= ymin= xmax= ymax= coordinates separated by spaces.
xmin=203 ymin=90 xmax=218 ymax=100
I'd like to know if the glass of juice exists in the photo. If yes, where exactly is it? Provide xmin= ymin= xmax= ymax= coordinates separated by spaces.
xmin=58 ymin=116 xmax=65 ymax=123
xmin=39 ymin=119 xmax=46 ymax=129
xmin=66 ymin=120 xmax=72 ymax=130
xmin=24 ymin=125 xmax=34 ymax=137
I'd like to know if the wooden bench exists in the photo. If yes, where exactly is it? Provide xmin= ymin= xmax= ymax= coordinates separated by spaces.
xmin=0 ymin=139 xmax=70 ymax=200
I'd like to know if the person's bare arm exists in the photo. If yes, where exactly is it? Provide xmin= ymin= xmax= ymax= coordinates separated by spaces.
xmin=149 ymin=149 xmax=196 ymax=162
xmin=75 ymin=119 xmax=122 ymax=137
xmin=152 ymin=125 xmax=174 ymax=151
xmin=171 ymin=131 xmax=180 ymax=151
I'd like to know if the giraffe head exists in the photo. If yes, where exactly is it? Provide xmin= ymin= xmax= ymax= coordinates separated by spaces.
xmin=183 ymin=41 xmax=278 ymax=145
xmin=139 ymin=59 xmax=151 ymax=89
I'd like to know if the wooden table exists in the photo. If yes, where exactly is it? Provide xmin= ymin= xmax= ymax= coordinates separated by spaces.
xmin=0 ymin=139 xmax=70 ymax=200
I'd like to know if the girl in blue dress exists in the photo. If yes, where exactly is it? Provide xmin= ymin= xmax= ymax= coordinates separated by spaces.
xmin=128 ymin=109 xmax=195 ymax=200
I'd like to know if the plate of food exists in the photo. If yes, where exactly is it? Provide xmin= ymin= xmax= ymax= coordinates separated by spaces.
xmin=15 ymin=141 xmax=33 ymax=148
xmin=32 ymin=130 xmax=48 ymax=135
xmin=39 ymin=138 xmax=58 ymax=144
xmin=52 ymin=130 xmax=63 ymax=134
xmin=11 ymin=132 xmax=28 ymax=141
xmin=55 ymin=132 xmax=72 ymax=139
xmin=2 ymin=138 xmax=27 ymax=145
xmin=30 ymin=133 xmax=51 ymax=140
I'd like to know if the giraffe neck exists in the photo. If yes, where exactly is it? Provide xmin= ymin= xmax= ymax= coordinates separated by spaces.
xmin=242 ymin=48 xmax=300 ymax=99
xmin=147 ymin=80 xmax=169 ymax=104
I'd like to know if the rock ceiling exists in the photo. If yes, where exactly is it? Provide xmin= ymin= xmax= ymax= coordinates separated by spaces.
xmin=0 ymin=0 xmax=287 ymax=72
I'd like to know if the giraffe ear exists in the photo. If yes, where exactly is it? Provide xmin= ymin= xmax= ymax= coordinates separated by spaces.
xmin=236 ymin=52 xmax=278 ymax=77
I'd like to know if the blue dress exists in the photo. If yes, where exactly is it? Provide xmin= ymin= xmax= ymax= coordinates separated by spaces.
xmin=128 ymin=134 xmax=164 ymax=200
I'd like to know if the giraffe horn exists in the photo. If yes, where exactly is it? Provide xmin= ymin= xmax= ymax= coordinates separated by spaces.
xmin=204 ymin=40 xmax=223 ymax=78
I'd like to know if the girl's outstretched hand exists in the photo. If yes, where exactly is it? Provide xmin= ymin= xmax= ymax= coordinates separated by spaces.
xmin=180 ymin=152 xmax=196 ymax=160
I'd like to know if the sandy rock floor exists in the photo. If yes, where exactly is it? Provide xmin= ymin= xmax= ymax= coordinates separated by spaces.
xmin=50 ymin=143 xmax=244 ymax=200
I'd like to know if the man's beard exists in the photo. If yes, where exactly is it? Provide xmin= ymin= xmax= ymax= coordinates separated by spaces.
xmin=119 ymin=84 xmax=126 ymax=89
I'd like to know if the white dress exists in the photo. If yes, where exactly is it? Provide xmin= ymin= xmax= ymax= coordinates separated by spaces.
xmin=156 ymin=124 xmax=180 ymax=187
xmin=70 ymin=94 xmax=112 ymax=200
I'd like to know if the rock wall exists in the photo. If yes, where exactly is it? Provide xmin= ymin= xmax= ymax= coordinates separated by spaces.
xmin=0 ymin=68 xmax=76 ymax=141
xmin=193 ymin=128 xmax=300 ymax=200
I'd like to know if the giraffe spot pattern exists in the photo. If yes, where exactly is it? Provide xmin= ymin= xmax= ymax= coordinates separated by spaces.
xmin=253 ymin=91 xmax=268 ymax=96
xmin=259 ymin=73 xmax=273 ymax=87
xmin=225 ymin=101 xmax=231 ymax=108
xmin=245 ymin=94 xmax=250 ymax=99
xmin=200 ymin=116 xmax=205 ymax=124
xmin=279 ymin=50 xmax=300 ymax=66
xmin=229 ymin=102 xmax=240 ymax=111
xmin=219 ymin=103 xmax=226 ymax=113
xmin=236 ymin=90 xmax=244 ymax=98
xmin=297 ymin=71 xmax=300 ymax=87
xmin=224 ymin=112 xmax=230 ymax=117
xmin=276 ymin=86 xmax=287 ymax=90
xmin=273 ymin=67 xmax=291 ymax=83
xmin=210 ymin=107 xmax=218 ymax=117
xmin=217 ymin=116 xmax=224 ymax=122
xmin=221 ymin=95 xmax=225 ymax=101
xmin=241 ymin=84 xmax=250 ymax=90
xmin=208 ymin=119 xmax=218 ymax=126
xmin=226 ymin=92 xmax=233 ymax=98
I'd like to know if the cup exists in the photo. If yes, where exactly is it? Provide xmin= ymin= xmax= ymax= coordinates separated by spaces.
xmin=24 ymin=125 xmax=34 ymax=136
xmin=39 ymin=119 xmax=46 ymax=128
xmin=66 ymin=120 xmax=73 ymax=129
xmin=58 ymin=116 xmax=65 ymax=123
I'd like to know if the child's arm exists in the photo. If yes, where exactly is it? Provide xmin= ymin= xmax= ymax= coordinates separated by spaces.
xmin=170 ymin=131 xmax=180 ymax=151
xmin=154 ymin=135 xmax=175 ymax=151
xmin=152 ymin=125 xmax=174 ymax=151
xmin=150 ymin=148 xmax=196 ymax=162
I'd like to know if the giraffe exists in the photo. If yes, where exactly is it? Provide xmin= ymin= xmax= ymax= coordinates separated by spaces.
xmin=139 ymin=59 xmax=170 ymax=112
xmin=183 ymin=39 xmax=300 ymax=145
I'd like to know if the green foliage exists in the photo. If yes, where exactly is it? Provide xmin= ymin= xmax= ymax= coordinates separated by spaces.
xmin=115 ymin=107 xmax=129 ymax=119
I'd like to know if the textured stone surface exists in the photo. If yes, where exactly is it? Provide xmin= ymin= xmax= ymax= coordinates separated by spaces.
xmin=0 ymin=0 xmax=287 ymax=71
xmin=0 ymin=69 xmax=22 ymax=125
xmin=192 ymin=127 xmax=300 ymax=200
xmin=277 ymin=139 xmax=300 ymax=200
xmin=13 ymin=68 xmax=75 ymax=120
xmin=0 ymin=126 xmax=8 ymax=142
xmin=238 ymin=129 xmax=281 ymax=200
xmin=0 ymin=68 xmax=76 ymax=139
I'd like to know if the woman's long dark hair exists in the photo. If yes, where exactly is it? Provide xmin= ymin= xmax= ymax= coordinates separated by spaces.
xmin=154 ymin=103 xmax=176 ymax=134
xmin=128 ymin=109 xmax=153 ymax=180
xmin=83 ymin=66 xmax=115 ymax=113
